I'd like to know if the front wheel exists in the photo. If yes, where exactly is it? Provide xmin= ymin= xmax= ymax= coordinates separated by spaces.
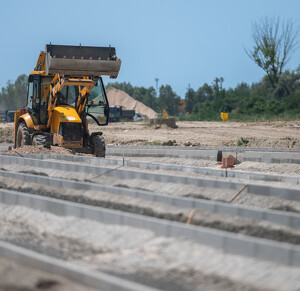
xmin=16 ymin=122 xmax=31 ymax=147
xmin=32 ymin=134 xmax=47 ymax=146
xmin=91 ymin=135 xmax=105 ymax=157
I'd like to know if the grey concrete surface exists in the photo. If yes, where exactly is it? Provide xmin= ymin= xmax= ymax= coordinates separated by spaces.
xmin=0 ymin=167 xmax=299 ymax=230
xmin=4 ymin=152 xmax=300 ymax=185
xmin=0 ymin=144 xmax=11 ymax=151
xmin=1 ymin=189 xmax=300 ymax=267
xmin=245 ymin=151 xmax=300 ymax=164
xmin=107 ymin=145 xmax=300 ymax=153
xmin=107 ymin=147 xmax=220 ymax=160
xmin=0 ymin=240 xmax=161 ymax=291
xmin=1 ymin=154 xmax=299 ymax=202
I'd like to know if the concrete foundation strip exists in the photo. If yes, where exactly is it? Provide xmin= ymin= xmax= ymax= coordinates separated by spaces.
xmin=106 ymin=146 xmax=300 ymax=164
xmin=3 ymin=152 xmax=300 ymax=185
xmin=0 ymin=169 xmax=299 ymax=230
xmin=107 ymin=147 xmax=220 ymax=160
xmin=0 ymin=189 xmax=299 ymax=267
xmin=107 ymin=145 xmax=300 ymax=153
xmin=0 ymin=240 xmax=161 ymax=291
xmin=244 ymin=151 xmax=300 ymax=164
xmin=0 ymin=154 xmax=299 ymax=202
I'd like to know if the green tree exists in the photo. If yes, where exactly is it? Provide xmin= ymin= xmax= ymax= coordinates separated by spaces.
xmin=0 ymin=74 xmax=28 ymax=110
xmin=195 ymin=83 xmax=214 ymax=103
xmin=143 ymin=87 xmax=158 ymax=111
xmin=184 ymin=87 xmax=195 ymax=114
xmin=246 ymin=16 xmax=298 ymax=89
xmin=158 ymin=85 xmax=180 ymax=115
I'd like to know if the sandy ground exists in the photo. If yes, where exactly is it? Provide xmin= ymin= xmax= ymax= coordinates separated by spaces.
xmin=0 ymin=256 xmax=98 ymax=291
xmin=3 ymin=120 xmax=300 ymax=148
xmin=1 ymin=203 xmax=300 ymax=291
xmin=97 ymin=120 xmax=300 ymax=147
xmin=1 ymin=161 xmax=300 ymax=222
xmin=1 ymin=120 xmax=300 ymax=290
xmin=1 ymin=173 xmax=300 ymax=244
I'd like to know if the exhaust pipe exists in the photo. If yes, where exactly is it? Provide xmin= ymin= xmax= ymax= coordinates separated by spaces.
xmin=45 ymin=44 xmax=121 ymax=78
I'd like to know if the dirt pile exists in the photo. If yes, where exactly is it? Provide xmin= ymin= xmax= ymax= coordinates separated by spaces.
xmin=0 ymin=125 xmax=13 ymax=143
xmin=149 ymin=118 xmax=177 ymax=128
xmin=7 ymin=145 xmax=74 ymax=155
xmin=1 ymin=120 xmax=300 ymax=148
xmin=106 ymin=87 xmax=157 ymax=119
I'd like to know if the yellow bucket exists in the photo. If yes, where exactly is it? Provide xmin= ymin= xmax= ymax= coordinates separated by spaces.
xmin=221 ymin=112 xmax=228 ymax=121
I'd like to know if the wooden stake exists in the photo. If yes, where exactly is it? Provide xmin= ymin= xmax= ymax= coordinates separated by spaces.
xmin=229 ymin=184 xmax=248 ymax=203
xmin=186 ymin=209 xmax=196 ymax=224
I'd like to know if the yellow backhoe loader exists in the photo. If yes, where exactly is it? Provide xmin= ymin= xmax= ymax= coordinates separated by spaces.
xmin=14 ymin=44 xmax=121 ymax=157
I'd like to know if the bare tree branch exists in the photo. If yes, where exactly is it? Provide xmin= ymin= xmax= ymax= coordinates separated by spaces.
xmin=245 ymin=16 xmax=298 ymax=89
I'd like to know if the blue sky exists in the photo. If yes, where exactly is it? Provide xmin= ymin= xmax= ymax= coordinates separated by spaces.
xmin=0 ymin=0 xmax=299 ymax=98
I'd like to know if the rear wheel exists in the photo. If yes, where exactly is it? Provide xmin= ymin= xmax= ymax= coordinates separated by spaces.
xmin=16 ymin=122 xmax=31 ymax=147
xmin=91 ymin=135 xmax=105 ymax=157
xmin=32 ymin=134 xmax=47 ymax=146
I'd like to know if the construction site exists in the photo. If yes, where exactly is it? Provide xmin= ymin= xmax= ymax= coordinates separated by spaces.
xmin=1 ymin=90 xmax=300 ymax=291
xmin=0 ymin=7 xmax=299 ymax=288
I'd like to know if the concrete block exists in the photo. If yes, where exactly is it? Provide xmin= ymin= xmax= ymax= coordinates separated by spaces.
xmin=17 ymin=194 xmax=32 ymax=208
xmin=291 ymin=248 xmax=300 ymax=267
xmin=82 ymin=208 xmax=101 ymax=221
xmin=2 ymin=191 xmax=17 ymax=205
xmin=195 ymin=229 xmax=224 ymax=249
xmin=144 ymin=218 xmax=171 ymax=237
xmin=223 ymin=235 xmax=256 ymax=257
xmin=255 ymin=241 xmax=292 ymax=266
xmin=46 ymin=200 xmax=65 ymax=217
xmin=31 ymin=196 xmax=48 ymax=211
xmin=290 ymin=215 xmax=300 ymax=229
xmin=241 ymin=207 xmax=264 ymax=220
xmin=101 ymin=211 xmax=121 ymax=225
xmin=65 ymin=204 xmax=82 ymax=218
xmin=170 ymin=223 xmax=196 ymax=241
xmin=266 ymin=211 xmax=291 ymax=227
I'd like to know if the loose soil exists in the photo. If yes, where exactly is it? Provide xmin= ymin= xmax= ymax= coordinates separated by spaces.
xmin=97 ymin=120 xmax=300 ymax=147
xmin=0 ymin=256 xmax=98 ymax=291
xmin=3 ymin=120 xmax=300 ymax=148
xmin=1 ymin=203 xmax=299 ymax=291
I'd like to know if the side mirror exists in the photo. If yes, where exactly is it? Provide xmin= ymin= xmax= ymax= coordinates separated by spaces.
xmin=28 ymin=75 xmax=34 ymax=82
xmin=104 ymin=105 xmax=109 ymax=116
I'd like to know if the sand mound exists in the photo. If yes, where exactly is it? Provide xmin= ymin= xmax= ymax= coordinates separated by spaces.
xmin=106 ymin=87 xmax=157 ymax=119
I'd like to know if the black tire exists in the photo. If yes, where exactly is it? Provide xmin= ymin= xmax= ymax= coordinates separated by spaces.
xmin=217 ymin=150 xmax=222 ymax=162
xmin=91 ymin=135 xmax=105 ymax=157
xmin=32 ymin=134 xmax=47 ymax=146
xmin=16 ymin=122 xmax=31 ymax=147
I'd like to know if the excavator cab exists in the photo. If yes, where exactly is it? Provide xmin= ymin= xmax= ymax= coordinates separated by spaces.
xmin=14 ymin=44 xmax=121 ymax=157
xmin=86 ymin=79 xmax=109 ymax=126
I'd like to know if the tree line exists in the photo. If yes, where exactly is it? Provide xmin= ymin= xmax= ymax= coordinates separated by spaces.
xmin=0 ymin=74 xmax=27 ymax=111
xmin=106 ymin=82 xmax=181 ymax=116
xmin=183 ymin=70 xmax=300 ymax=121
xmin=1 ymin=70 xmax=299 ymax=121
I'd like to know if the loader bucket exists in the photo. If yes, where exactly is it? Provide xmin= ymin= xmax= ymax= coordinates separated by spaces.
xmin=45 ymin=44 xmax=121 ymax=78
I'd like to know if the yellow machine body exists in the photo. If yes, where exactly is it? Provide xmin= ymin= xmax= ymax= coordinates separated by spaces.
xmin=13 ymin=44 xmax=121 ymax=156
xmin=51 ymin=106 xmax=82 ymax=148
